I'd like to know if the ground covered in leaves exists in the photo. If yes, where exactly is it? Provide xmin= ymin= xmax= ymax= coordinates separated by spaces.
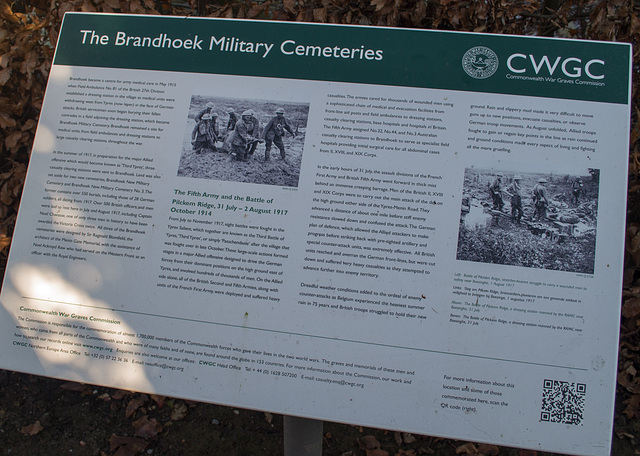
xmin=1 ymin=1 xmax=640 ymax=455
xmin=2 ymin=368 xmax=636 ymax=456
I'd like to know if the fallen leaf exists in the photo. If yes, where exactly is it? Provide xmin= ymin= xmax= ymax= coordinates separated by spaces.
xmin=359 ymin=435 xmax=381 ymax=450
xmin=150 ymin=394 xmax=165 ymax=408
xmin=60 ymin=382 xmax=92 ymax=395
xmin=0 ymin=111 xmax=16 ymax=129
xmin=283 ymin=0 xmax=296 ymax=13
xmin=246 ymin=2 xmax=268 ymax=18
xmin=518 ymin=450 xmax=538 ymax=456
xmin=403 ymin=433 xmax=417 ymax=444
xmin=20 ymin=118 xmax=36 ymax=132
xmin=20 ymin=420 xmax=43 ymax=435
xmin=367 ymin=450 xmax=389 ymax=456
xmin=170 ymin=402 xmax=188 ymax=421
xmin=0 ymin=67 xmax=11 ymax=86
xmin=456 ymin=442 xmax=478 ymax=454
xmin=103 ymin=0 xmax=122 ymax=10
xmin=133 ymin=415 xmax=163 ymax=439
xmin=109 ymin=434 xmax=148 ymax=456
xmin=5 ymin=130 xmax=24 ymax=151
xmin=313 ymin=7 xmax=327 ymax=22
xmin=125 ymin=395 xmax=146 ymax=418
xmin=111 ymin=390 xmax=129 ymax=400
xmin=623 ymin=394 xmax=640 ymax=419
xmin=478 ymin=443 xmax=500 ymax=455
xmin=371 ymin=0 xmax=391 ymax=12
xmin=623 ymin=296 xmax=640 ymax=319
xmin=0 ymin=234 xmax=11 ymax=251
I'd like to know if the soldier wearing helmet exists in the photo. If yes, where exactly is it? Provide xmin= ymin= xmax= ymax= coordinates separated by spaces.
xmin=504 ymin=174 xmax=523 ymax=223
xmin=195 ymin=101 xmax=216 ymax=123
xmin=226 ymin=108 xmax=239 ymax=132
xmin=488 ymin=173 xmax=505 ymax=211
xmin=245 ymin=109 xmax=262 ymax=159
xmin=229 ymin=109 xmax=261 ymax=161
xmin=262 ymin=107 xmax=295 ymax=161
xmin=191 ymin=112 xmax=219 ymax=154
xmin=571 ymin=177 xmax=583 ymax=205
xmin=532 ymin=178 xmax=549 ymax=220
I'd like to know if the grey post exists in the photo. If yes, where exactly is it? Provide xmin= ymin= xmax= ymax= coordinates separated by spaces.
xmin=284 ymin=415 xmax=323 ymax=456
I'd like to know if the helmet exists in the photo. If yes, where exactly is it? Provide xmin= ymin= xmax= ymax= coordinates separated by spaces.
xmin=275 ymin=108 xmax=285 ymax=114
xmin=513 ymin=175 xmax=522 ymax=180
xmin=242 ymin=109 xmax=255 ymax=117
xmin=227 ymin=108 xmax=235 ymax=113
xmin=201 ymin=114 xmax=212 ymax=120
xmin=206 ymin=102 xmax=214 ymax=108
xmin=537 ymin=178 xmax=547 ymax=183
xmin=211 ymin=112 xmax=218 ymax=117
xmin=497 ymin=173 xmax=503 ymax=178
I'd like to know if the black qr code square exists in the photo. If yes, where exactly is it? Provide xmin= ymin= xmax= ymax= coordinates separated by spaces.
xmin=541 ymin=379 xmax=586 ymax=425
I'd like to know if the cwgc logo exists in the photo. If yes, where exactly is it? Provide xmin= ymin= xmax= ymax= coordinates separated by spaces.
xmin=462 ymin=46 xmax=499 ymax=79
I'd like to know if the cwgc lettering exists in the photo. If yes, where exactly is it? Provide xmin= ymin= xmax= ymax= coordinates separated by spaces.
xmin=0 ymin=13 xmax=631 ymax=456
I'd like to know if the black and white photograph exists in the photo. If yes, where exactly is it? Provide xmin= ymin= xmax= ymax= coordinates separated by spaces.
xmin=177 ymin=96 xmax=310 ymax=187
xmin=456 ymin=167 xmax=600 ymax=274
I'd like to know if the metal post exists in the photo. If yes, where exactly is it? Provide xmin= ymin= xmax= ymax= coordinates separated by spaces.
xmin=284 ymin=415 xmax=323 ymax=456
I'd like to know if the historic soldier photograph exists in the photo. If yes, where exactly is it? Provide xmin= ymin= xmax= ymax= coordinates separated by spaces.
xmin=456 ymin=166 xmax=600 ymax=273
xmin=503 ymin=174 xmax=523 ymax=224
xmin=228 ymin=109 xmax=262 ymax=162
xmin=532 ymin=177 xmax=549 ymax=221
xmin=191 ymin=112 xmax=219 ymax=154
xmin=488 ymin=172 xmax=505 ymax=211
xmin=177 ymin=96 xmax=310 ymax=187
xmin=572 ymin=177 xmax=584 ymax=205
xmin=262 ymin=107 xmax=296 ymax=162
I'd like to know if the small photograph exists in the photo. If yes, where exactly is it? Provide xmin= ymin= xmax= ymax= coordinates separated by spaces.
xmin=456 ymin=167 xmax=600 ymax=274
xmin=177 ymin=96 xmax=310 ymax=187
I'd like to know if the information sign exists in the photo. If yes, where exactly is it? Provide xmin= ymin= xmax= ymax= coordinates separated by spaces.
xmin=0 ymin=13 xmax=632 ymax=455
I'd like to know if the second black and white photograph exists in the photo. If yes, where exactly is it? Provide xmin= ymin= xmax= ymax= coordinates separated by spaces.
xmin=177 ymin=95 xmax=310 ymax=187
xmin=456 ymin=166 xmax=600 ymax=274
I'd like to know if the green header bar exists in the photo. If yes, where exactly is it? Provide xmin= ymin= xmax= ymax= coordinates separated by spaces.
xmin=54 ymin=13 xmax=631 ymax=104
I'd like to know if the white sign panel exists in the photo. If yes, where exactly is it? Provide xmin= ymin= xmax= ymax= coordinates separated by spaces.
xmin=0 ymin=13 xmax=631 ymax=455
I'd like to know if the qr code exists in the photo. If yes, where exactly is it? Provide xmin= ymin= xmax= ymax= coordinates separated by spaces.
xmin=540 ymin=379 xmax=586 ymax=425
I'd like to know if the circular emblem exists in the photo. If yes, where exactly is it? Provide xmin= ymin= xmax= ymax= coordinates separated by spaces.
xmin=462 ymin=46 xmax=499 ymax=79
